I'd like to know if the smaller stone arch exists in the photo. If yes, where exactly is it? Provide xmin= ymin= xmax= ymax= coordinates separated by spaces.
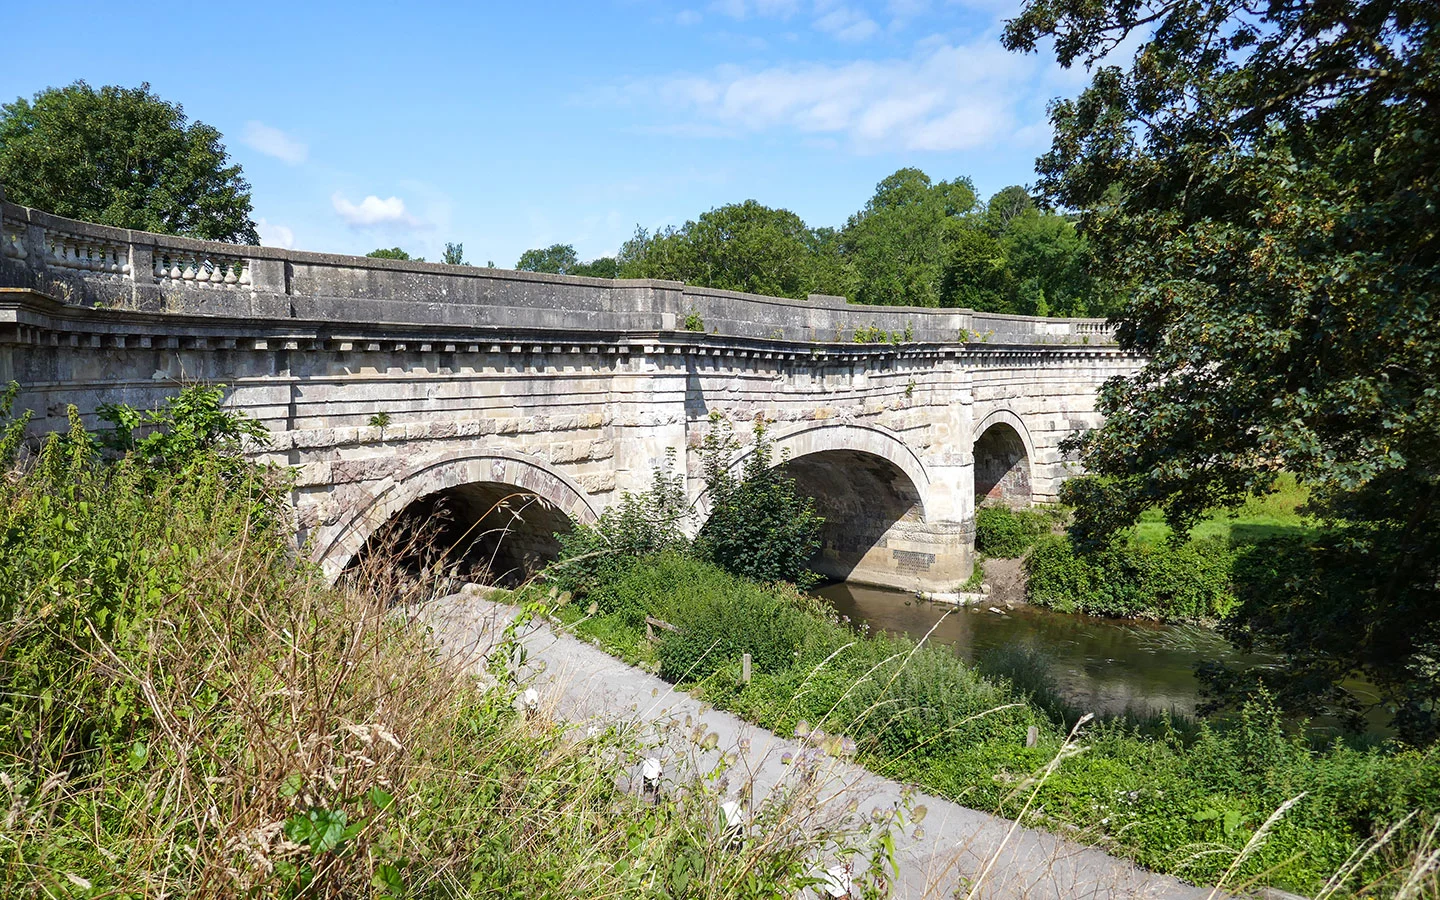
xmin=973 ymin=408 xmax=1035 ymax=508
xmin=312 ymin=449 xmax=600 ymax=581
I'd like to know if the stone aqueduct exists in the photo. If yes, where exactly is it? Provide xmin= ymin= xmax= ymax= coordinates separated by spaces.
xmin=0 ymin=192 xmax=1138 ymax=591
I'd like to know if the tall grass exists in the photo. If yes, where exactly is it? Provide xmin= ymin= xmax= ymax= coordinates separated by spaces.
xmin=546 ymin=552 xmax=1440 ymax=896
xmin=0 ymin=415 xmax=871 ymax=898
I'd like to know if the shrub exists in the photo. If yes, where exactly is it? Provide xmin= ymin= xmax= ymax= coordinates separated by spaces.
xmin=694 ymin=417 xmax=823 ymax=586
xmin=657 ymin=579 xmax=810 ymax=681
xmin=1025 ymin=534 xmax=1237 ymax=621
xmin=550 ymin=448 xmax=689 ymax=595
xmin=974 ymin=505 xmax=1063 ymax=558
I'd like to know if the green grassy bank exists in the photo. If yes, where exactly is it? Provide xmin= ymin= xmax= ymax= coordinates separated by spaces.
xmin=969 ymin=478 xmax=1317 ymax=624
xmin=0 ymin=396 xmax=873 ymax=899
xmin=541 ymin=551 xmax=1440 ymax=896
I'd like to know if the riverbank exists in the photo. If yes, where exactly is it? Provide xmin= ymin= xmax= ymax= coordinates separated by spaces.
xmin=0 ymin=402 xmax=882 ymax=899
xmin=538 ymin=551 xmax=1440 ymax=896
xmin=423 ymin=587 xmax=1210 ymax=899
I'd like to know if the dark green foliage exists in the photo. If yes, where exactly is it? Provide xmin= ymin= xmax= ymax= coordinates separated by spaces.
xmin=618 ymin=201 xmax=835 ymax=300
xmin=516 ymin=243 xmax=580 ymax=274
xmin=1024 ymin=534 xmax=1237 ymax=621
xmin=694 ymin=418 xmax=823 ymax=586
xmin=939 ymin=226 xmax=1010 ymax=312
xmin=550 ymin=449 xmax=689 ymax=598
xmin=0 ymin=82 xmax=258 ymax=243
xmin=974 ymin=505 xmax=1062 ymax=558
xmin=1008 ymin=0 xmax=1440 ymax=738
xmin=442 ymin=242 xmax=467 ymax=265
xmin=570 ymin=256 xmax=619 ymax=278
xmin=366 ymin=247 xmax=419 ymax=261
xmin=840 ymin=168 xmax=976 ymax=308
xmin=655 ymin=566 xmax=810 ymax=682
xmin=0 ymin=380 xmax=32 ymax=468
xmin=604 ymin=174 xmax=1110 ymax=315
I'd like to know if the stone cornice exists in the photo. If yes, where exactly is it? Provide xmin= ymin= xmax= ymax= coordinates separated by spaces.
xmin=0 ymin=287 xmax=1133 ymax=365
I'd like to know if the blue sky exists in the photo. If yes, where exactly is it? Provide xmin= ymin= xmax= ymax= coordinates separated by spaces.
xmin=2 ymin=0 xmax=1094 ymax=266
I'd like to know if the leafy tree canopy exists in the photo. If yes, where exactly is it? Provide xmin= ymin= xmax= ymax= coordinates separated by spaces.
xmin=842 ymin=168 xmax=976 ymax=307
xmin=0 ymin=81 xmax=258 ymax=243
xmin=524 ymin=171 xmax=1115 ymax=316
xmin=570 ymin=256 xmax=619 ymax=279
xmin=442 ymin=242 xmax=467 ymax=266
xmin=366 ymin=247 xmax=420 ymax=261
xmin=620 ymin=201 xmax=839 ymax=299
xmin=516 ymin=243 xmax=579 ymax=274
xmin=1007 ymin=0 xmax=1440 ymax=737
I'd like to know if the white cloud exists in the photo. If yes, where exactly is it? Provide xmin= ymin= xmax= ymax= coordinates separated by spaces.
xmin=710 ymin=0 xmax=800 ymax=19
xmin=242 ymin=121 xmax=308 ymax=165
xmin=676 ymin=8 xmax=703 ymax=25
xmin=888 ymin=0 xmax=928 ymax=15
xmin=256 ymin=217 xmax=295 ymax=249
xmin=813 ymin=5 xmax=879 ymax=41
xmin=620 ymin=38 xmax=1038 ymax=152
xmin=331 ymin=192 xmax=422 ymax=228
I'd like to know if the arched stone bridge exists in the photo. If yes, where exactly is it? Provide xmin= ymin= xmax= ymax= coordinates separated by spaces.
xmin=0 ymin=191 xmax=1138 ymax=591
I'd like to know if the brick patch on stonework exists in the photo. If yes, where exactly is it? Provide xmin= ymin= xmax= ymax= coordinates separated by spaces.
xmin=892 ymin=549 xmax=935 ymax=573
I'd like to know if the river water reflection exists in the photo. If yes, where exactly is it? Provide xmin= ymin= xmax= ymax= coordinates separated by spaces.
xmin=815 ymin=581 xmax=1254 ymax=720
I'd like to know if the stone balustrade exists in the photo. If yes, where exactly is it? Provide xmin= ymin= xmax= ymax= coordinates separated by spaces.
xmin=0 ymin=186 xmax=1117 ymax=346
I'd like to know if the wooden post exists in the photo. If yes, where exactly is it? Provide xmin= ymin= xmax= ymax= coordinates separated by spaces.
xmin=741 ymin=652 xmax=752 ymax=684
xmin=1026 ymin=726 xmax=1039 ymax=748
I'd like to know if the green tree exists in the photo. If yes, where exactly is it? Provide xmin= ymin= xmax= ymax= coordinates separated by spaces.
xmin=516 ymin=243 xmax=579 ymax=274
xmin=1001 ymin=210 xmax=1100 ymax=317
xmin=940 ymin=224 xmax=1012 ymax=312
xmin=1007 ymin=0 xmax=1440 ymax=738
xmin=366 ymin=247 xmax=419 ymax=261
xmin=982 ymin=185 xmax=1035 ymax=235
xmin=0 ymin=82 xmax=258 ymax=243
xmin=622 ymin=202 xmax=824 ymax=299
xmin=570 ymin=256 xmax=619 ymax=279
xmin=442 ymin=242 xmax=467 ymax=266
xmin=805 ymin=226 xmax=859 ymax=299
xmin=841 ymin=168 xmax=977 ymax=307
xmin=696 ymin=417 xmax=824 ymax=586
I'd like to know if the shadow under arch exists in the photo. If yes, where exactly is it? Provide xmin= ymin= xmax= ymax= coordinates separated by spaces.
xmin=312 ymin=450 xmax=600 ymax=584
xmin=702 ymin=422 xmax=932 ymax=584
xmin=973 ymin=408 xmax=1035 ymax=508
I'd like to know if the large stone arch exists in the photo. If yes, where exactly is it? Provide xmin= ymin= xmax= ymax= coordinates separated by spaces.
xmin=972 ymin=408 xmax=1036 ymax=507
xmin=312 ymin=449 xmax=601 ymax=581
xmin=713 ymin=421 xmax=932 ymax=518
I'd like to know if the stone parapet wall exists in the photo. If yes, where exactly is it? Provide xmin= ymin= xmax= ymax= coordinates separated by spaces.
xmin=0 ymin=193 xmax=1116 ymax=346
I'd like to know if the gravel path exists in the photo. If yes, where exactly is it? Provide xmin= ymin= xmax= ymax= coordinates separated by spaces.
xmin=419 ymin=591 xmax=1215 ymax=900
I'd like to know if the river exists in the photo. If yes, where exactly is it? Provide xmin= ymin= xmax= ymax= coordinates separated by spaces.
xmin=816 ymin=581 xmax=1260 ymax=722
